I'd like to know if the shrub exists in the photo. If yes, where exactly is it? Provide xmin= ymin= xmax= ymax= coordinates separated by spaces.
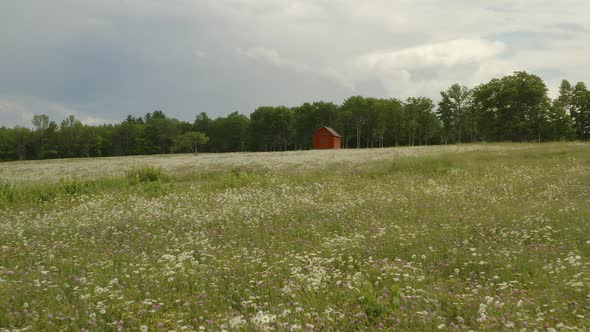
xmin=0 ymin=180 xmax=88 ymax=208
xmin=0 ymin=182 xmax=17 ymax=205
xmin=126 ymin=166 xmax=168 ymax=184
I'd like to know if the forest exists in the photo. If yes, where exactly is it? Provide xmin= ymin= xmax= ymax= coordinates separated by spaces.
xmin=1 ymin=71 xmax=589 ymax=161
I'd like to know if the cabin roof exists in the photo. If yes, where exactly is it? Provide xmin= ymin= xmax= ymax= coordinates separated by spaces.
xmin=312 ymin=126 xmax=341 ymax=138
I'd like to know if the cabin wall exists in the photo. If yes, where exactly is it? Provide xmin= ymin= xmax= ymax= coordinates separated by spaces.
xmin=333 ymin=137 xmax=342 ymax=149
xmin=312 ymin=128 xmax=341 ymax=149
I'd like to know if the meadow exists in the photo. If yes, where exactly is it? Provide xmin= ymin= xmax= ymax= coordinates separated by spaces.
xmin=1 ymin=143 xmax=589 ymax=331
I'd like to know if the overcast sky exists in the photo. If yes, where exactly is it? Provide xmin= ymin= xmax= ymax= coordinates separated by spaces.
xmin=1 ymin=0 xmax=589 ymax=127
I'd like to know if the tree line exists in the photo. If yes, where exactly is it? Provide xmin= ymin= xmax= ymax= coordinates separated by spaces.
xmin=1 ymin=71 xmax=590 ymax=161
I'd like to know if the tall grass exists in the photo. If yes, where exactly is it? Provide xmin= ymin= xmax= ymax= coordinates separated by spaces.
xmin=0 ymin=179 xmax=108 ymax=209
xmin=1 ymin=143 xmax=590 ymax=330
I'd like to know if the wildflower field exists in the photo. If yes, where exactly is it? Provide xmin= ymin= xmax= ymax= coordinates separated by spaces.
xmin=1 ymin=143 xmax=590 ymax=331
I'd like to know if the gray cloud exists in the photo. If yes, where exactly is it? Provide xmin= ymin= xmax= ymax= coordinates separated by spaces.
xmin=1 ymin=0 xmax=589 ymax=126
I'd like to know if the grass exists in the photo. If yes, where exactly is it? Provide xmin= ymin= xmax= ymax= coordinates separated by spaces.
xmin=0 ymin=143 xmax=589 ymax=331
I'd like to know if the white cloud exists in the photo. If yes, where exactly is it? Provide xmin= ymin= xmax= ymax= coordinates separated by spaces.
xmin=358 ymin=39 xmax=506 ymax=71
xmin=194 ymin=50 xmax=209 ymax=60
xmin=0 ymin=101 xmax=36 ymax=127
xmin=343 ymin=39 xmax=510 ymax=98
xmin=237 ymin=47 xmax=353 ymax=89
xmin=0 ymin=97 xmax=114 ymax=127
xmin=237 ymin=47 xmax=297 ymax=69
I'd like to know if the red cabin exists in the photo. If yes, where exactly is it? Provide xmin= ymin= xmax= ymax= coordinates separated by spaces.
xmin=312 ymin=127 xmax=342 ymax=149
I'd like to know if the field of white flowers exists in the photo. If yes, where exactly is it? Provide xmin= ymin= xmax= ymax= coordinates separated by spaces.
xmin=1 ymin=143 xmax=589 ymax=331
xmin=0 ymin=144 xmax=527 ymax=184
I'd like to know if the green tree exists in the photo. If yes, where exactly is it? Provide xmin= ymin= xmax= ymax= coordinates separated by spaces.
xmin=556 ymin=80 xmax=574 ymax=114
xmin=144 ymin=111 xmax=177 ymax=154
xmin=545 ymin=101 xmax=574 ymax=141
xmin=340 ymin=96 xmax=369 ymax=148
xmin=382 ymin=98 xmax=404 ymax=147
xmin=437 ymin=84 xmax=471 ymax=144
xmin=403 ymin=97 xmax=438 ymax=146
xmin=549 ymin=80 xmax=577 ymax=140
xmin=194 ymin=112 xmax=212 ymax=144
xmin=471 ymin=72 xmax=550 ymax=142
xmin=115 ymin=118 xmax=139 ymax=155
xmin=13 ymin=126 xmax=31 ymax=160
xmin=0 ymin=127 xmax=12 ymax=161
xmin=404 ymin=97 xmax=439 ymax=146
xmin=175 ymin=131 xmax=209 ymax=156
xmin=31 ymin=114 xmax=50 ymax=158
xmin=334 ymin=105 xmax=353 ymax=148
xmin=571 ymin=82 xmax=590 ymax=140
xmin=221 ymin=112 xmax=249 ymax=152
xmin=293 ymin=103 xmax=316 ymax=150
xmin=59 ymin=115 xmax=84 ymax=157
xmin=249 ymin=106 xmax=294 ymax=151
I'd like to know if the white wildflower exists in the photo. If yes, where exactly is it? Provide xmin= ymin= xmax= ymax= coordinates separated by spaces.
xmin=229 ymin=316 xmax=245 ymax=328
